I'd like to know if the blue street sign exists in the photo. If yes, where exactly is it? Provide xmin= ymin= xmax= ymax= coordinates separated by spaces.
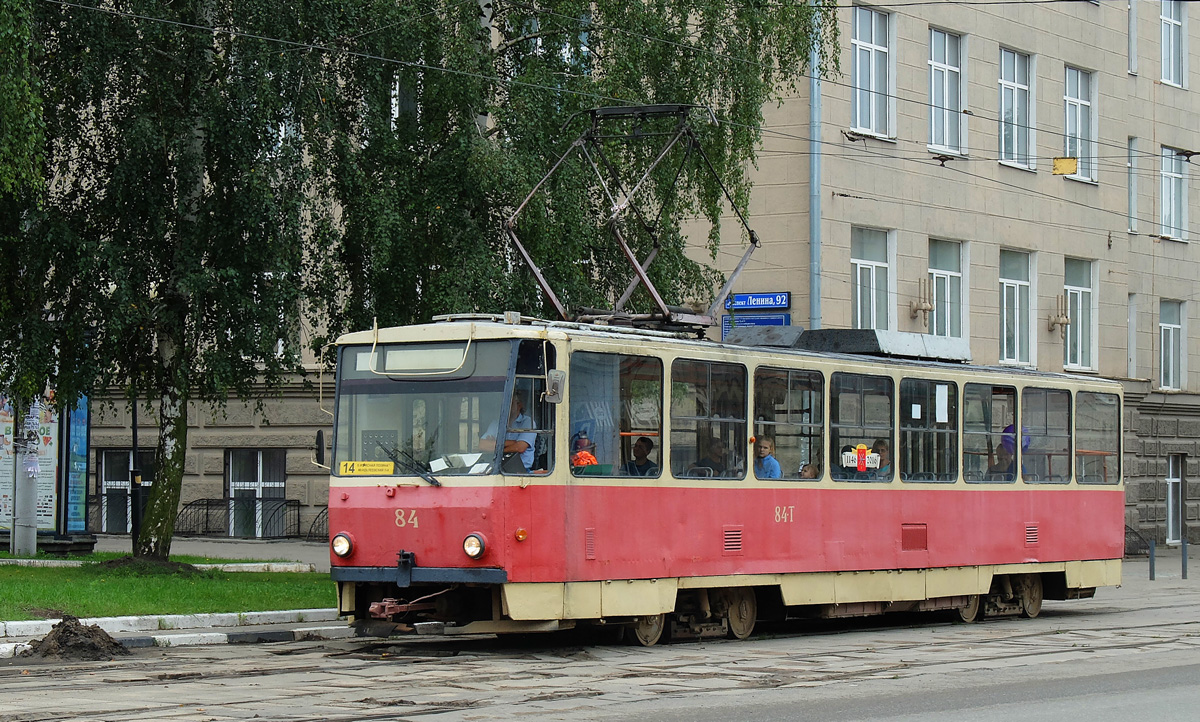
xmin=724 ymin=292 xmax=791 ymax=310
xmin=721 ymin=313 xmax=791 ymax=341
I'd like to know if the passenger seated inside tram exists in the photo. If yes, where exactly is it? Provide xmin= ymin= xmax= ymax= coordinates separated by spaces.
xmin=753 ymin=437 xmax=782 ymax=479
xmin=622 ymin=436 xmax=659 ymax=476
xmin=479 ymin=392 xmax=536 ymax=472
xmin=691 ymin=437 xmax=728 ymax=477
xmin=872 ymin=438 xmax=892 ymax=479
xmin=989 ymin=425 xmax=1030 ymax=479
xmin=800 ymin=461 xmax=821 ymax=479
xmin=571 ymin=433 xmax=598 ymax=468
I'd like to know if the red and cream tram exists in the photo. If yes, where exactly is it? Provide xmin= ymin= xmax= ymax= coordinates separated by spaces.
xmin=325 ymin=314 xmax=1123 ymax=645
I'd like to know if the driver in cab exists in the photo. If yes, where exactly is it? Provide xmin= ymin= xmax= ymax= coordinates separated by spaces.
xmin=480 ymin=392 xmax=536 ymax=471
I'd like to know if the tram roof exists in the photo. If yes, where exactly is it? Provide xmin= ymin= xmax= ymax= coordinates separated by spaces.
xmin=335 ymin=314 xmax=1123 ymax=390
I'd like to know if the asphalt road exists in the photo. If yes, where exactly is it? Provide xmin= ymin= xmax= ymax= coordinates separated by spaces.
xmin=1 ymin=555 xmax=1194 ymax=721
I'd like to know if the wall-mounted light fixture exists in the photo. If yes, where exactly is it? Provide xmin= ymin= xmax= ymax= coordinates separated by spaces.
xmin=1047 ymin=294 xmax=1071 ymax=338
xmin=909 ymin=278 xmax=934 ymax=327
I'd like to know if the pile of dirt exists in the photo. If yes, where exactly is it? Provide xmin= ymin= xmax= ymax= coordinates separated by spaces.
xmin=20 ymin=616 xmax=130 ymax=661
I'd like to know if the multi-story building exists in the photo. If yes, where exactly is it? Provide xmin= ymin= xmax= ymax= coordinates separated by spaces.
xmin=728 ymin=0 xmax=1197 ymax=544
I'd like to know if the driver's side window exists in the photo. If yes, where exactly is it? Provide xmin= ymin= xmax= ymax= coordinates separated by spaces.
xmin=510 ymin=340 xmax=556 ymax=475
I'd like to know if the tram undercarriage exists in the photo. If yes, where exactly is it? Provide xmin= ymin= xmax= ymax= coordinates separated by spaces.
xmin=340 ymin=562 xmax=1112 ymax=646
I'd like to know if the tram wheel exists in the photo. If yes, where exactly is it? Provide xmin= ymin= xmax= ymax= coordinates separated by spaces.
xmin=1017 ymin=574 xmax=1043 ymax=619
xmin=626 ymin=614 xmax=667 ymax=647
xmin=724 ymin=588 xmax=758 ymax=640
xmin=956 ymin=594 xmax=983 ymax=623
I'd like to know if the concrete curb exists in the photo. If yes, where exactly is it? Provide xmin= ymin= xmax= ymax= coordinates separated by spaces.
xmin=0 ymin=608 xmax=339 ymax=639
xmin=0 ymin=559 xmax=317 ymax=573
xmin=0 ymin=622 xmax=354 ymax=658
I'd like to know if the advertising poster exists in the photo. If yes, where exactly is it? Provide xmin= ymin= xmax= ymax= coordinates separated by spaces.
xmin=0 ymin=396 xmax=60 ymax=532
xmin=66 ymin=397 xmax=88 ymax=533
xmin=0 ymin=397 xmax=12 ymax=526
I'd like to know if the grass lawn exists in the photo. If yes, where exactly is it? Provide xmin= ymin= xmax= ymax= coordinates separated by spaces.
xmin=0 ymin=563 xmax=336 ymax=621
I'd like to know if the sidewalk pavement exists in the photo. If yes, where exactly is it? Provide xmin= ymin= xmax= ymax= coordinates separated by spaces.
xmin=93 ymin=534 xmax=333 ymax=573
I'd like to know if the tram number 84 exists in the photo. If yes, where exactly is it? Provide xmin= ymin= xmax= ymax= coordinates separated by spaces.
xmin=774 ymin=506 xmax=795 ymax=523
xmin=394 ymin=509 xmax=420 ymax=528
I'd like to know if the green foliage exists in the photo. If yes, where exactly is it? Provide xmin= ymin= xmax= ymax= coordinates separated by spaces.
xmin=0 ymin=0 xmax=43 ymax=196
xmin=2 ymin=0 xmax=836 ymax=555
xmin=309 ymin=0 xmax=839 ymax=339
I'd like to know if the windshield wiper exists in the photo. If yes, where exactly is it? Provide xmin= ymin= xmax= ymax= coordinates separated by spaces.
xmin=375 ymin=441 xmax=442 ymax=487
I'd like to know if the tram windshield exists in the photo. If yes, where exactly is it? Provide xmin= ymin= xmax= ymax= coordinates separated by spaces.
xmin=333 ymin=340 xmax=514 ymax=476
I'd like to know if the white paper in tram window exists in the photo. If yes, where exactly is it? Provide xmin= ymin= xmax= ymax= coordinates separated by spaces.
xmin=911 ymin=404 xmax=922 ymax=420
xmin=935 ymin=385 xmax=949 ymax=423
xmin=449 ymin=453 xmax=481 ymax=467
xmin=429 ymin=458 xmax=450 ymax=472
xmin=469 ymin=463 xmax=491 ymax=474
xmin=355 ymin=351 xmax=375 ymax=371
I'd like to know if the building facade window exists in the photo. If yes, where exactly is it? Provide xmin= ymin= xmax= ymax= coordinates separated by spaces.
xmin=227 ymin=448 xmax=287 ymax=538
xmin=1000 ymin=249 xmax=1031 ymax=364
xmin=1064 ymin=67 xmax=1096 ymax=181
xmin=928 ymin=239 xmax=962 ymax=338
xmin=929 ymin=29 xmax=963 ymax=152
xmin=1128 ymin=137 xmax=1138 ymax=231
xmin=1128 ymin=294 xmax=1139 ymax=378
xmin=852 ymin=6 xmax=891 ymax=136
xmin=1129 ymin=0 xmax=1139 ymax=74
xmin=99 ymin=449 xmax=155 ymax=535
xmin=1161 ymin=0 xmax=1184 ymax=86
xmin=851 ymin=227 xmax=890 ymax=331
xmin=1160 ymin=300 xmax=1183 ymax=390
xmin=1064 ymin=258 xmax=1094 ymax=370
xmin=999 ymin=48 xmax=1031 ymax=166
xmin=1166 ymin=453 xmax=1183 ymax=544
xmin=1161 ymin=146 xmax=1187 ymax=240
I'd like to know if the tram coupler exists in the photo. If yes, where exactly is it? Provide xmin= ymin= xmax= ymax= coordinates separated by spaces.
xmin=351 ymin=619 xmax=408 ymax=638
xmin=369 ymin=598 xmax=437 ymax=618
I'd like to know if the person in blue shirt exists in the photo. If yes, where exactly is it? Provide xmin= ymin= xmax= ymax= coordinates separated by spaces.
xmin=480 ymin=392 xmax=536 ymax=471
xmin=622 ymin=436 xmax=659 ymax=476
xmin=754 ymin=437 xmax=782 ymax=479
xmin=871 ymin=438 xmax=891 ymax=480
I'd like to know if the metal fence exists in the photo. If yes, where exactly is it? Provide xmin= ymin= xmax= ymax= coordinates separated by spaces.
xmin=1125 ymin=524 xmax=1151 ymax=557
xmin=174 ymin=498 xmax=301 ymax=539
xmin=305 ymin=506 xmax=329 ymax=542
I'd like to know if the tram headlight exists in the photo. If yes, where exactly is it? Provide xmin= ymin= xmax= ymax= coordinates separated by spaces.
xmin=331 ymin=532 xmax=354 ymax=558
xmin=463 ymin=533 xmax=486 ymax=559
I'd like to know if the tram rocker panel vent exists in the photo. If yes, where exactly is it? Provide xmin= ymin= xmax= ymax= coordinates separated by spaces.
xmin=723 ymin=526 xmax=744 ymax=556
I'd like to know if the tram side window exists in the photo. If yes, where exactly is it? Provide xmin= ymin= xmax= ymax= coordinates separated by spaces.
xmin=1076 ymin=391 xmax=1120 ymax=484
xmin=568 ymin=352 xmax=663 ymax=477
xmin=754 ymin=367 xmax=824 ymax=480
xmin=830 ymin=373 xmax=894 ymax=482
xmin=1021 ymin=387 xmax=1071 ymax=483
xmin=962 ymin=384 xmax=1017 ymax=482
xmin=899 ymin=379 xmax=958 ymax=482
xmin=671 ymin=359 xmax=747 ymax=479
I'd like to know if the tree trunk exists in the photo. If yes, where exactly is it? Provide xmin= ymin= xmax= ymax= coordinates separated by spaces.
xmin=134 ymin=338 xmax=188 ymax=560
